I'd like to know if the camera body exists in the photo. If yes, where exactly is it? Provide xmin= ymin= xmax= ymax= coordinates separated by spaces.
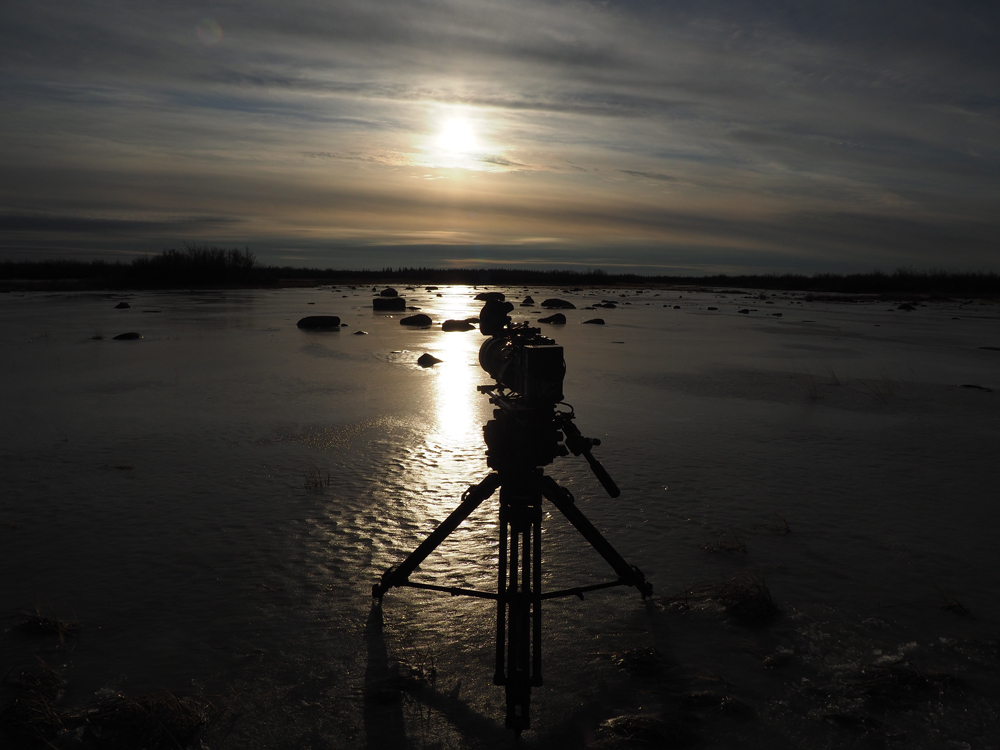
xmin=478 ymin=299 xmax=566 ymax=407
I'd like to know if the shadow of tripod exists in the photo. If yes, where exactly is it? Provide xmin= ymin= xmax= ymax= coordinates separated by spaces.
xmin=372 ymin=387 xmax=652 ymax=736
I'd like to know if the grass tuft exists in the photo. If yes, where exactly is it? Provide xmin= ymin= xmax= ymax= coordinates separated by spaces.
xmin=700 ymin=528 xmax=748 ymax=554
xmin=0 ymin=661 xmax=213 ymax=750
xmin=304 ymin=466 xmax=331 ymax=491
xmin=15 ymin=607 xmax=79 ymax=642
xmin=667 ymin=570 xmax=779 ymax=626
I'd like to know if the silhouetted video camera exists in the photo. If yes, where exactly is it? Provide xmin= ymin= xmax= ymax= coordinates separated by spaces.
xmin=478 ymin=298 xmax=565 ymax=407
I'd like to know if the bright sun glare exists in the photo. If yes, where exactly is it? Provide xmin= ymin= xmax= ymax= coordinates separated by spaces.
xmin=437 ymin=118 xmax=478 ymax=154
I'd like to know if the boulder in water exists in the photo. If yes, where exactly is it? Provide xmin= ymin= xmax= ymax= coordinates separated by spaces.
xmin=373 ymin=297 xmax=406 ymax=311
xmin=380 ymin=288 xmax=398 ymax=297
xmin=541 ymin=298 xmax=575 ymax=309
xmin=401 ymin=314 xmax=432 ymax=327
xmin=582 ymin=318 xmax=605 ymax=325
xmin=475 ymin=292 xmax=505 ymax=302
xmin=538 ymin=313 xmax=566 ymax=324
xmin=113 ymin=332 xmax=142 ymax=340
xmin=297 ymin=316 xmax=341 ymax=329
xmin=114 ymin=302 xmax=130 ymax=309
xmin=417 ymin=353 xmax=442 ymax=367
xmin=442 ymin=319 xmax=475 ymax=331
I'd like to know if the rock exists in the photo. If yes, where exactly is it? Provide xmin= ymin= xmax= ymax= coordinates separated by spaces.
xmin=417 ymin=353 xmax=442 ymax=367
xmin=475 ymin=292 xmax=505 ymax=302
xmin=113 ymin=332 xmax=142 ymax=340
xmin=297 ymin=316 xmax=342 ymax=329
xmin=380 ymin=287 xmax=398 ymax=297
xmin=960 ymin=384 xmax=993 ymax=392
xmin=373 ymin=297 xmax=406 ymax=311
xmin=425 ymin=286 xmax=438 ymax=291
xmin=772 ymin=312 xmax=783 ymax=317
xmin=442 ymin=319 xmax=475 ymax=331
xmin=673 ymin=305 xmax=681 ymax=309
xmin=707 ymin=306 xmax=718 ymax=311
xmin=114 ymin=302 xmax=130 ymax=309
xmin=541 ymin=298 xmax=575 ymax=309
xmin=596 ymin=302 xmax=617 ymax=308
xmin=582 ymin=318 xmax=605 ymax=325
xmin=897 ymin=303 xmax=916 ymax=311
xmin=401 ymin=314 xmax=432 ymax=327
xmin=738 ymin=308 xmax=750 ymax=314
xmin=464 ymin=317 xmax=479 ymax=323
xmin=407 ymin=306 xmax=420 ymax=310
xmin=522 ymin=296 xmax=535 ymax=304
xmin=353 ymin=330 xmax=368 ymax=335
xmin=538 ymin=313 xmax=566 ymax=324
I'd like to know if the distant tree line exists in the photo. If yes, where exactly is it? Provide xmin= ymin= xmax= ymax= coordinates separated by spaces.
xmin=1 ymin=247 xmax=998 ymax=296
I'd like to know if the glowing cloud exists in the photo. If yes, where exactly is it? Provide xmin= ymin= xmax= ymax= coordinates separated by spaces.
xmin=195 ymin=18 xmax=222 ymax=46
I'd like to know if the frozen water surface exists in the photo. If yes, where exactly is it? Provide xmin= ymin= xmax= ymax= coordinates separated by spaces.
xmin=2 ymin=286 xmax=999 ymax=748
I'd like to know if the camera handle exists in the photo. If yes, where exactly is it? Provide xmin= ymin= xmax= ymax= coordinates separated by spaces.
xmin=558 ymin=414 xmax=621 ymax=498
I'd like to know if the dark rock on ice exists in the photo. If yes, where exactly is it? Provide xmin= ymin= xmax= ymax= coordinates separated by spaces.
xmin=521 ymin=296 xmax=534 ymax=305
xmin=380 ymin=287 xmax=398 ymax=297
xmin=401 ymin=314 xmax=432 ymax=327
xmin=738 ymin=308 xmax=750 ymax=314
xmin=673 ymin=305 xmax=681 ymax=309
xmin=442 ymin=319 xmax=475 ymax=331
xmin=897 ymin=303 xmax=916 ymax=311
xmin=114 ymin=302 xmax=130 ymax=309
xmin=707 ymin=307 xmax=718 ymax=311
xmin=464 ymin=317 xmax=479 ymax=323
xmin=960 ymin=384 xmax=993 ymax=392
xmin=475 ymin=292 xmax=505 ymax=302
xmin=297 ymin=316 xmax=342 ymax=329
xmin=425 ymin=286 xmax=438 ymax=291
xmin=353 ymin=330 xmax=368 ymax=335
xmin=538 ymin=313 xmax=566 ymax=324
xmin=417 ymin=353 xmax=442 ymax=367
xmin=978 ymin=346 xmax=1000 ymax=351
xmin=373 ymin=297 xmax=406 ymax=311
xmin=582 ymin=318 xmax=605 ymax=325
xmin=113 ymin=332 xmax=142 ymax=340
xmin=541 ymin=298 xmax=575 ymax=309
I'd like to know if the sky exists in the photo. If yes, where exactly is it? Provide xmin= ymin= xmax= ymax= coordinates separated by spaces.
xmin=1 ymin=1 xmax=998 ymax=274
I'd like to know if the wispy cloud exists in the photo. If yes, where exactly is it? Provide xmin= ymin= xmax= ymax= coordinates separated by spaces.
xmin=1 ymin=0 xmax=997 ymax=271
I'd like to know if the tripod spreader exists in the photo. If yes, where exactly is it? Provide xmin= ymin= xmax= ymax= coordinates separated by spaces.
xmin=371 ymin=472 xmax=502 ymax=601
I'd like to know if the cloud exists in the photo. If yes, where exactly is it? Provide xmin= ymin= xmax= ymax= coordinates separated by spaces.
xmin=0 ymin=0 xmax=998 ymax=270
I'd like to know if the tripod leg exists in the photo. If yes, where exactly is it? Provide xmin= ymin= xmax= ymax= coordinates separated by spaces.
xmin=494 ymin=501 xmax=507 ymax=685
xmin=505 ymin=515 xmax=532 ymax=734
xmin=532 ymin=506 xmax=542 ymax=686
xmin=372 ymin=472 xmax=501 ymax=599
xmin=541 ymin=476 xmax=653 ymax=598
xmin=496 ymin=478 xmax=543 ymax=735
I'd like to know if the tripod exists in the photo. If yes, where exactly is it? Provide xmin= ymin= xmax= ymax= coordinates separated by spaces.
xmin=372 ymin=387 xmax=652 ymax=735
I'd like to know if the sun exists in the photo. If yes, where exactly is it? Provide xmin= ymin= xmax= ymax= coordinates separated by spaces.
xmin=437 ymin=117 xmax=478 ymax=154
